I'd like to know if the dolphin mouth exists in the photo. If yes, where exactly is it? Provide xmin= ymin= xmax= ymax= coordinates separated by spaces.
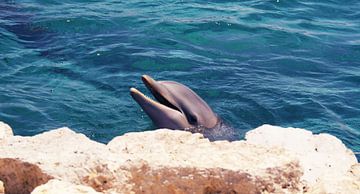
xmin=130 ymin=75 xmax=181 ymax=113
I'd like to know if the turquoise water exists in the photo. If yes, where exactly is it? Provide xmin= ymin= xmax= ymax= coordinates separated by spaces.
xmin=0 ymin=0 xmax=359 ymax=157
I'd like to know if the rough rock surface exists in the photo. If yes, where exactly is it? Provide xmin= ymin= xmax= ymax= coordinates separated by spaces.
xmin=31 ymin=179 xmax=101 ymax=194
xmin=0 ymin=121 xmax=359 ymax=193
xmin=109 ymin=129 xmax=304 ymax=193
xmin=0 ymin=127 xmax=131 ymax=194
xmin=0 ymin=180 xmax=4 ymax=194
xmin=246 ymin=125 xmax=359 ymax=193
xmin=0 ymin=121 xmax=13 ymax=140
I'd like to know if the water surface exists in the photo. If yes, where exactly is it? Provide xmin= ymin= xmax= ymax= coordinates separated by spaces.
xmin=0 ymin=0 xmax=359 ymax=158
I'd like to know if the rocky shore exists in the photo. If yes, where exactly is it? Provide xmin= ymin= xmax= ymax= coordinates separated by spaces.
xmin=0 ymin=121 xmax=359 ymax=194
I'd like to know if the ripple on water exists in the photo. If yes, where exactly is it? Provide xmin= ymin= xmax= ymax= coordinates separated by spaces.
xmin=0 ymin=1 xmax=359 ymax=158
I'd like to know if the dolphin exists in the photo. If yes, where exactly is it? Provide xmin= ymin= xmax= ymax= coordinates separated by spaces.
xmin=130 ymin=75 xmax=237 ymax=141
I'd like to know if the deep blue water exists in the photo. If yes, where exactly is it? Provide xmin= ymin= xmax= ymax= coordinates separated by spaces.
xmin=0 ymin=0 xmax=359 ymax=158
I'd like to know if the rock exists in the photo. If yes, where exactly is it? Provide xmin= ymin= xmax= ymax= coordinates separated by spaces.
xmin=0 ymin=127 xmax=131 ymax=194
xmin=246 ymin=124 xmax=359 ymax=193
xmin=124 ymin=161 xmax=303 ymax=194
xmin=109 ymin=129 xmax=305 ymax=193
xmin=0 ymin=121 xmax=13 ymax=140
xmin=108 ymin=129 xmax=297 ymax=172
xmin=0 ymin=121 xmax=359 ymax=193
xmin=0 ymin=158 xmax=52 ymax=194
xmin=31 ymin=179 xmax=102 ymax=194
xmin=0 ymin=127 xmax=305 ymax=193
xmin=0 ymin=180 xmax=4 ymax=194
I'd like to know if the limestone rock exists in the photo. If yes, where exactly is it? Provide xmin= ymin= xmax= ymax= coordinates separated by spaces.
xmin=0 ymin=121 xmax=13 ymax=140
xmin=110 ymin=129 xmax=305 ymax=193
xmin=108 ymin=129 xmax=297 ymax=172
xmin=246 ymin=124 xmax=359 ymax=193
xmin=124 ymin=161 xmax=303 ymax=194
xmin=0 ymin=180 xmax=4 ymax=194
xmin=0 ymin=126 xmax=305 ymax=193
xmin=31 ymin=179 xmax=102 ymax=194
xmin=0 ymin=158 xmax=52 ymax=194
xmin=0 ymin=121 xmax=358 ymax=193
xmin=0 ymin=127 xmax=131 ymax=194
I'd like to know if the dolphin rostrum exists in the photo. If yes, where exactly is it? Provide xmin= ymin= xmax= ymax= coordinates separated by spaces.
xmin=130 ymin=75 xmax=237 ymax=141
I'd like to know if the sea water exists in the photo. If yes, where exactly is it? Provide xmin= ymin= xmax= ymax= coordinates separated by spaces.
xmin=0 ymin=0 xmax=359 ymax=159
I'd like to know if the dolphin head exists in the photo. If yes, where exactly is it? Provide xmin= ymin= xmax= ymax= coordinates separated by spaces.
xmin=130 ymin=75 xmax=219 ymax=130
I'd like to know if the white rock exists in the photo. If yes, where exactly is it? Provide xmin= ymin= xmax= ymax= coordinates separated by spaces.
xmin=0 ymin=121 xmax=13 ymax=140
xmin=0 ymin=121 xmax=358 ymax=193
xmin=31 ymin=179 xmax=102 ymax=194
xmin=0 ymin=180 xmax=4 ymax=194
xmin=246 ymin=124 xmax=359 ymax=193
xmin=108 ymin=128 xmax=297 ymax=172
xmin=0 ymin=126 xmax=304 ymax=193
xmin=109 ymin=129 xmax=305 ymax=193
xmin=0 ymin=127 xmax=131 ymax=194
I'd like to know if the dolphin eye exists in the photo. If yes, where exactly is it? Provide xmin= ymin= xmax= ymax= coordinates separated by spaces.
xmin=187 ymin=114 xmax=198 ymax=124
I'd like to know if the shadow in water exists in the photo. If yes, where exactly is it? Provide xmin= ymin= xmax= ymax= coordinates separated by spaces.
xmin=0 ymin=1 xmax=54 ymax=51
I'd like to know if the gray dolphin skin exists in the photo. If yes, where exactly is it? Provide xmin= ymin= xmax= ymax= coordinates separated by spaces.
xmin=130 ymin=75 xmax=237 ymax=141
